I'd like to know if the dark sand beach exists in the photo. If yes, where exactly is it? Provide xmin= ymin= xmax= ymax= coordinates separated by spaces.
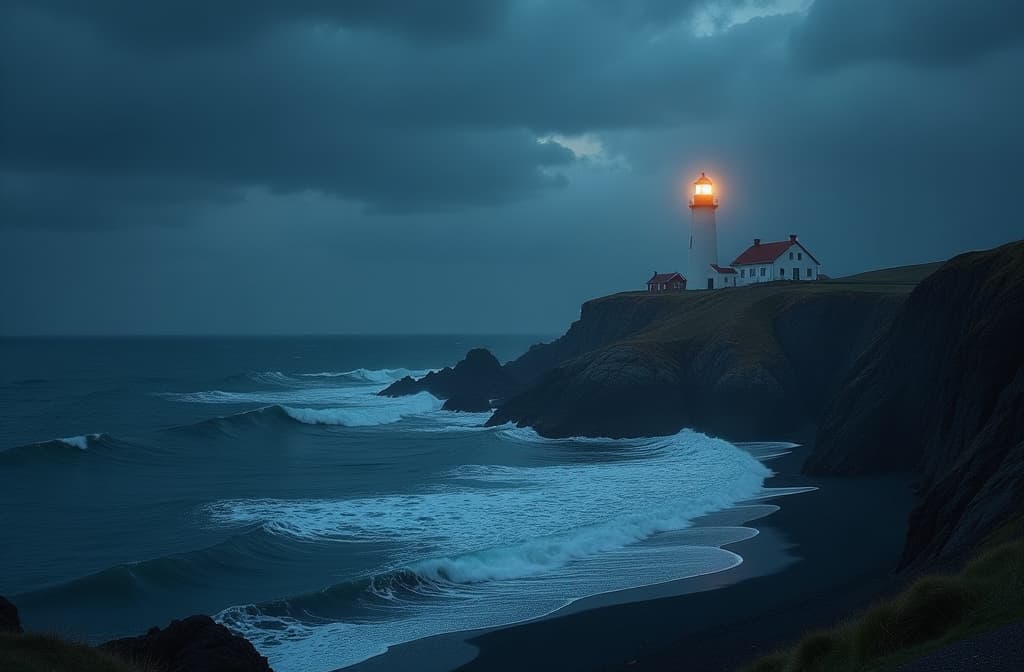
xmin=346 ymin=442 xmax=915 ymax=672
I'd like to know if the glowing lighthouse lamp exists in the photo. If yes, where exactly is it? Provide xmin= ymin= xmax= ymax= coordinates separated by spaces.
xmin=687 ymin=172 xmax=726 ymax=290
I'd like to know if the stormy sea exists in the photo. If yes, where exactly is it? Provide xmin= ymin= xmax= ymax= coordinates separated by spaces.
xmin=1 ymin=336 xmax=800 ymax=672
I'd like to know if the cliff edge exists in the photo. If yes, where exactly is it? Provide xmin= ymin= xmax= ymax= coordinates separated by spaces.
xmin=487 ymin=278 xmax=914 ymax=439
xmin=806 ymin=241 xmax=1024 ymax=568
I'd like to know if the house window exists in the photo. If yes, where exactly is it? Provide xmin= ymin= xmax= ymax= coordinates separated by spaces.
xmin=740 ymin=269 xmax=745 ymax=278
xmin=798 ymin=252 xmax=802 ymax=260
xmin=807 ymin=268 xmax=812 ymax=277
xmin=789 ymin=252 xmax=793 ymax=260
xmin=780 ymin=268 xmax=785 ymax=276
xmin=761 ymin=267 xmax=766 ymax=276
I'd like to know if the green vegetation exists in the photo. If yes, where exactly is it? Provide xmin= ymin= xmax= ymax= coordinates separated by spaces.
xmin=0 ymin=633 xmax=143 ymax=672
xmin=740 ymin=539 xmax=1024 ymax=672
xmin=608 ymin=259 xmax=932 ymax=370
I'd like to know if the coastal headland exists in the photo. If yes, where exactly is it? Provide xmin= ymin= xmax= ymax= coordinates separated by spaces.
xmin=4 ymin=241 xmax=1022 ymax=671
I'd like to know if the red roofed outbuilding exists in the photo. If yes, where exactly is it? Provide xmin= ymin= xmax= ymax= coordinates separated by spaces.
xmin=647 ymin=272 xmax=686 ymax=293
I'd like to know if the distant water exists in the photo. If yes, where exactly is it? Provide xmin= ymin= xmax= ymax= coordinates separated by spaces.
xmin=0 ymin=336 xmax=793 ymax=672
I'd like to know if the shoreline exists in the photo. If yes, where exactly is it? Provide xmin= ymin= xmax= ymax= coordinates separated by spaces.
xmin=345 ymin=438 xmax=915 ymax=672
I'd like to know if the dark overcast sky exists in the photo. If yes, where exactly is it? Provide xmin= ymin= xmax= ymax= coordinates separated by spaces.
xmin=2 ymin=0 xmax=1022 ymax=335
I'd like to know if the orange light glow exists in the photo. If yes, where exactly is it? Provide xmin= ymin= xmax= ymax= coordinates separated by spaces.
xmin=695 ymin=183 xmax=712 ymax=196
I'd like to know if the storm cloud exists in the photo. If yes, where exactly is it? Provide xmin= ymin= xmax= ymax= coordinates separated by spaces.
xmin=1 ymin=0 xmax=1021 ymax=334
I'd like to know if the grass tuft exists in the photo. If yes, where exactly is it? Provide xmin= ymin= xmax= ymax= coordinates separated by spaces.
xmin=788 ymin=631 xmax=841 ymax=671
xmin=745 ymin=652 xmax=787 ymax=672
xmin=891 ymin=576 xmax=974 ymax=647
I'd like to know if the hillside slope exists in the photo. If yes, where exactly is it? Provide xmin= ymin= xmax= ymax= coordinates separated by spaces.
xmin=806 ymin=241 xmax=1024 ymax=567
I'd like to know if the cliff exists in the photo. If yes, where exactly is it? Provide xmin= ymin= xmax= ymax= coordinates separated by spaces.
xmin=487 ymin=278 xmax=916 ymax=439
xmin=806 ymin=241 xmax=1024 ymax=568
xmin=382 ymin=246 xmax=1023 ymax=570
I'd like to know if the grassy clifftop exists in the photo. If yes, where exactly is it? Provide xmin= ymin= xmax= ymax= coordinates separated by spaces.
xmin=606 ymin=272 xmax=920 ymax=364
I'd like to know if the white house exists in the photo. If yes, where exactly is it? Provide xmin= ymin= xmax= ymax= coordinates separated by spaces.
xmin=731 ymin=234 xmax=822 ymax=285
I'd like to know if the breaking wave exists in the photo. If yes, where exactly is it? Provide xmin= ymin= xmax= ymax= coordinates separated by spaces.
xmin=298 ymin=368 xmax=433 ymax=384
xmin=207 ymin=429 xmax=779 ymax=671
xmin=58 ymin=433 xmax=103 ymax=450
xmin=280 ymin=393 xmax=443 ymax=427
xmin=2 ymin=433 xmax=116 ymax=460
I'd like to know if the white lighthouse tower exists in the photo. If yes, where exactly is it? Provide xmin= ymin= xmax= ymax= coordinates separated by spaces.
xmin=687 ymin=172 xmax=721 ymax=290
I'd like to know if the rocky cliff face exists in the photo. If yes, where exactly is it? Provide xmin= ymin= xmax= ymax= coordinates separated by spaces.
xmin=806 ymin=241 xmax=1024 ymax=568
xmin=488 ymin=286 xmax=907 ymax=439
xmin=502 ymin=295 xmax=687 ymax=385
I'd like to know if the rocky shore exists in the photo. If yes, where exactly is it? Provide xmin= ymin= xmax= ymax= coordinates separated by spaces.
xmin=0 ymin=595 xmax=273 ymax=672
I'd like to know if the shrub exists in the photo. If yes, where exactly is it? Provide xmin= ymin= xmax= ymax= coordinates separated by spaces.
xmin=745 ymin=652 xmax=787 ymax=672
xmin=788 ymin=631 xmax=840 ymax=672
xmin=964 ymin=539 xmax=1024 ymax=585
xmin=891 ymin=575 xmax=974 ymax=647
xmin=852 ymin=602 xmax=900 ymax=659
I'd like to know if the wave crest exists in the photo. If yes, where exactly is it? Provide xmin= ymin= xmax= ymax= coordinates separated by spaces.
xmin=299 ymin=368 xmax=433 ymax=384
xmin=280 ymin=393 xmax=443 ymax=427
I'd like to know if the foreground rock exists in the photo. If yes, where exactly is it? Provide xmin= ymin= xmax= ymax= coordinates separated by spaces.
xmin=100 ymin=615 xmax=272 ymax=672
xmin=380 ymin=348 xmax=515 ymax=411
xmin=0 ymin=595 xmax=22 ymax=634
xmin=807 ymin=241 xmax=1024 ymax=568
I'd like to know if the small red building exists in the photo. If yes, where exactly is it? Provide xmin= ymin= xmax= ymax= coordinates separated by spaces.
xmin=647 ymin=272 xmax=686 ymax=293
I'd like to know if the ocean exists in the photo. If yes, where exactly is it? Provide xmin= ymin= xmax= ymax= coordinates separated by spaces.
xmin=0 ymin=336 xmax=794 ymax=672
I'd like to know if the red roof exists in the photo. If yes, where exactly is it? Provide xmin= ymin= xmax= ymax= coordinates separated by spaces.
xmin=731 ymin=239 xmax=820 ymax=266
xmin=711 ymin=264 xmax=736 ymax=274
xmin=648 ymin=272 xmax=684 ymax=284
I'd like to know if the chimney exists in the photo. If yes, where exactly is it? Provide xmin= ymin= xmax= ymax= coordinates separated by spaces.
xmin=789 ymin=234 xmax=798 ymax=242
xmin=753 ymin=238 xmax=761 ymax=246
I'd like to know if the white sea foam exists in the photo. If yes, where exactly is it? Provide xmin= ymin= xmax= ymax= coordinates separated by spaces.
xmin=223 ymin=547 xmax=746 ymax=672
xmin=299 ymin=368 xmax=433 ymax=383
xmin=245 ymin=371 xmax=298 ymax=387
xmin=164 ymin=386 xmax=374 ymax=405
xmin=207 ymin=431 xmax=795 ymax=672
xmin=162 ymin=366 xmax=436 ymax=407
xmin=412 ymin=411 xmax=496 ymax=433
xmin=58 ymin=433 xmax=101 ymax=450
xmin=281 ymin=393 xmax=443 ymax=427
xmin=206 ymin=430 xmax=770 ymax=576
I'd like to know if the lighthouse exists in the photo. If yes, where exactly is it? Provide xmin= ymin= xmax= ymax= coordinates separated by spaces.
xmin=688 ymin=172 xmax=722 ymax=290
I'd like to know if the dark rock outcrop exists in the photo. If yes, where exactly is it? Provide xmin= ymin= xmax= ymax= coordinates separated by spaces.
xmin=0 ymin=595 xmax=23 ymax=634
xmin=807 ymin=241 xmax=1024 ymax=568
xmin=100 ymin=615 xmax=272 ymax=672
xmin=380 ymin=348 xmax=514 ymax=411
